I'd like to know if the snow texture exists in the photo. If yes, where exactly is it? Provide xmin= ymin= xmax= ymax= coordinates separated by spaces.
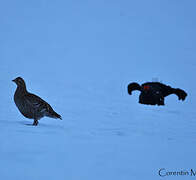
xmin=0 ymin=0 xmax=196 ymax=179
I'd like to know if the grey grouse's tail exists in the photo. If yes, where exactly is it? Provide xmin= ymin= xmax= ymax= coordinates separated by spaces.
xmin=55 ymin=112 xmax=62 ymax=120
xmin=52 ymin=111 xmax=62 ymax=120
xmin=46 ymin=107 xmax=62 ymax=120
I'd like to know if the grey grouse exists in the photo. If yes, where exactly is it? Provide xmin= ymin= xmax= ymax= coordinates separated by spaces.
xmin=13 ymin=77 xmax=62 ymax=126
xmin=128 ymin=82 xmax=187 ymax=106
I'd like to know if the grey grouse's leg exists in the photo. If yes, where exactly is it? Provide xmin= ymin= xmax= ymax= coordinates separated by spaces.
xmin=33 ymin=119 xmax=39 ymax=126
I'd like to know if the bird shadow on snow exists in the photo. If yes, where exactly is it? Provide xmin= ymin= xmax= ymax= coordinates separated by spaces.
xmin=17 ymin=120 xmax=65 ymax=132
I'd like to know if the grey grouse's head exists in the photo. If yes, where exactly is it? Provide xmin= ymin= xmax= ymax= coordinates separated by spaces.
xmin=12 ymin=77 xmax=26 ymax=88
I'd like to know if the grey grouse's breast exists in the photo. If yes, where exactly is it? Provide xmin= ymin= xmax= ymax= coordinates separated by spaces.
xmin=14 ymin=94 xmax=34 ymax=119
xmin=14 ymin=92 xmax=48 ymax=120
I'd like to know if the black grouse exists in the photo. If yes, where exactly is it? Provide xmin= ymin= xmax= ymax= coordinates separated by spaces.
xmin=13 ymin=77 xmax=62 ymax=126
xmin=127 ymin=82 xmax=187 ymax=106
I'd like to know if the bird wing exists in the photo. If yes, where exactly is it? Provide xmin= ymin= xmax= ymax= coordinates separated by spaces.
xmin=24 ymin=93 xmax=62 ymax=119
xmin=24 ymin=93 xmax=49 ymax=112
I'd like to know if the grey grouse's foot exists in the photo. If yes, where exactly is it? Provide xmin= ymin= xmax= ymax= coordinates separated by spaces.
xmin=33 ymin=119 xmax=38 ymax=126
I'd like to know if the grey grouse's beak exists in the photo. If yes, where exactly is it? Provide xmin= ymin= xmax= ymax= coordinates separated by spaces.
xmin=12 ymin=79 xmax=16 ymax=82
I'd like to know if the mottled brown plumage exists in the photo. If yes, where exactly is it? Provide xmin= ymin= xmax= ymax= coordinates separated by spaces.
xmin=13 ymin=77 xmax=62 ymax=126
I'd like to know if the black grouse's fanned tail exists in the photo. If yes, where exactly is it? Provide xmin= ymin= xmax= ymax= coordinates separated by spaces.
xmin=173 ymin=88 xmax=187 ymax=101
xmin=127 ymin=83 xmax=141 ymax=95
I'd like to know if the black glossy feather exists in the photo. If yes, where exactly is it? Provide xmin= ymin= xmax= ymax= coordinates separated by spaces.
xmin=127 ymin=81 xmax=187 ymax=106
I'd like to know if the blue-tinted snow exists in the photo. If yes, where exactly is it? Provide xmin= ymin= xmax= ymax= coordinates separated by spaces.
xmin=0 ymin=0 xmax=196 ymax=179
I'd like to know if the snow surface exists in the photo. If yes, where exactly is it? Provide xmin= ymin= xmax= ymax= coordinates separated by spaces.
xmin=1 ymin=0 xmax=196 ymax=179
